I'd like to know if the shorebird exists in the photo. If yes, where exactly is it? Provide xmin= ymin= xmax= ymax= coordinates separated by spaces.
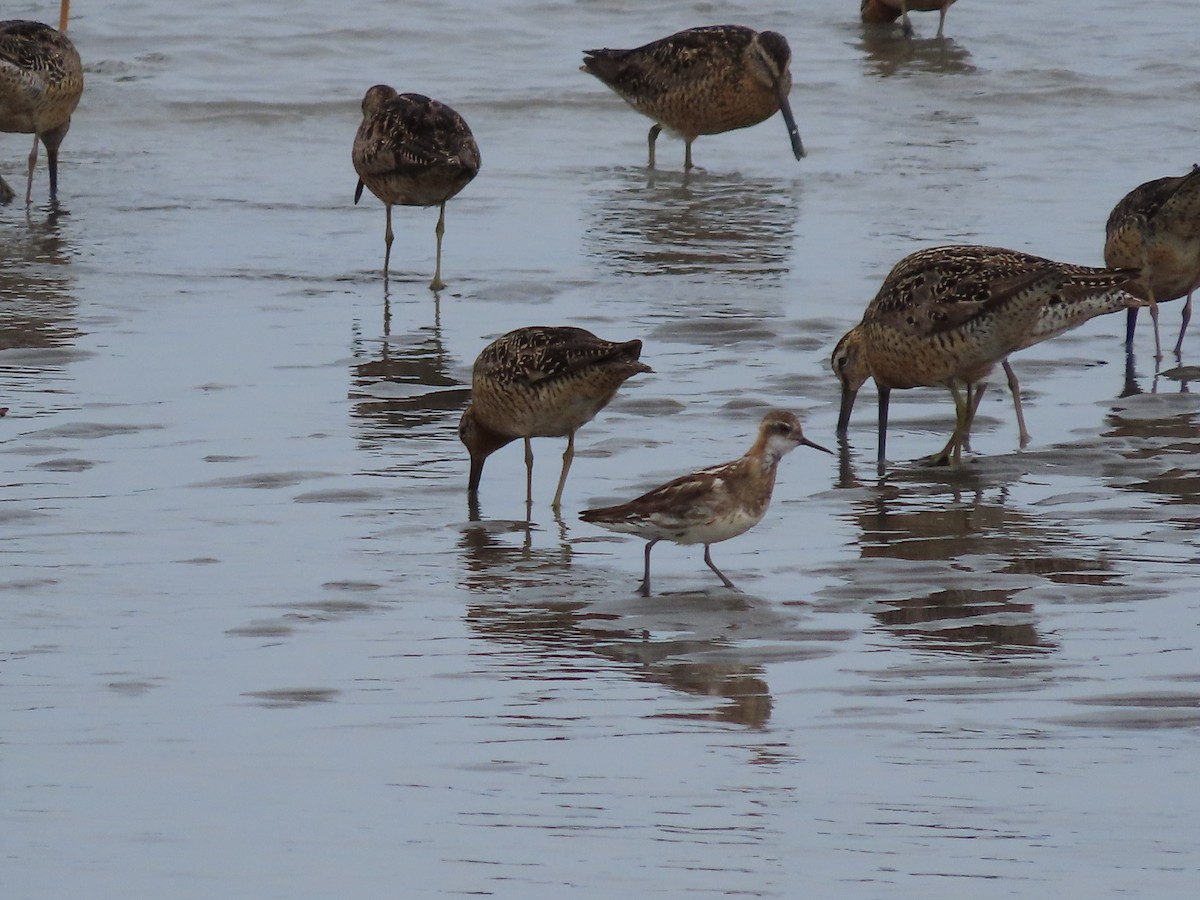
xmin=0 ymin=7 xmax=83 ymax=205
xmin=580 ymin=410 xmax=830 ymax=595
xmin=581 ymin=24 xmax=805 ymax=170
xmin=1104 ymin=165 xmax=1200 ymax=361
xmin=459 ymin=326 xmax=651 ymax=510
xmin=352 ymin=86 xmax=480 ymax=291
xmin=860 ymin=0 xmax=959 ymax=38
xmin=831 ymin=245 xmax=1138 ymax=470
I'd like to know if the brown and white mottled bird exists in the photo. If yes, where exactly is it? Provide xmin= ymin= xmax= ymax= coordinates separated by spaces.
xmin=459 ymin=326 xmax=651 ymax=510
xmin=580 ymin=411 xmax=830 ymax=595
xmin=860 ymin=0 xmax=959 ymax=38
xmin=352 ymin=85 xmax=480 ymax=291
xmin=0 ymin=4 xmax=83 ymax=205
xmin=831 ymin=245 xmax=1139 ymax=470
xmin=581 ymin=24 xmax=804 ymax=170
xmin=1104 ymin=166 xmax=1200 ymax=361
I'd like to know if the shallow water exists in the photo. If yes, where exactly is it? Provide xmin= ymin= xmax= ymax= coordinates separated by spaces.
xmin=4 ymin=0 xmax=1200 ymax=896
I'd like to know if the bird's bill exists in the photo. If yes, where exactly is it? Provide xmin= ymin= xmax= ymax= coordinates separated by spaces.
xmin=800 ymin=436 xmax=833 ymax=455
xmin=354 ymin=179 xmax=365 ymax=205
xmin=836 ymin=384 xmax=858 ymax=435
xmin=777 ymin=87 xmax=806 ymax=160
xmin=467 ymin=455 xmax=485 ymax=493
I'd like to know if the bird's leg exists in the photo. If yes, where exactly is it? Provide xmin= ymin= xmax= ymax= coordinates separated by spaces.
xmin=876 ymin=385 xmax=891 ymax=476
xmin=383 ymin=203 xmax=394 ymax=284
xmin=901 ymin=1 xmax=915 ymax=36
xmin=923 ymin=383 xmax=971 ymax=467
xmin=551 ymin=430 xmax=574 ymax=511
xmin=961 ymin=382 xmax=987 ymax=451
xmin=1174 ymin=287 xmax=1194 ymax=359
xmin=1002 ymin=359 xmax=1030 ymax=447
xmin=25 ymin=135 xmax=39 ymax=206
xmin=429 ymin=201 xmax=447 ymax=292
xmin=639 ymin=538 xmax=659 ymax=597
xmin=684 ymin=138 xmax=694 ymax=171
xmin=524 ymin=437 xmax=534 ymax=507
xmin=950 ymin=382 xmax=971 ymax=466
xmin=703 ymin=545 xmax=737 ymax=590
xmin=1145 ymin=285 xmax=1163 ymax=365
xmin=647 ymin=124 xmax=661 ymax=169
xmin=936 ymin=3 xmax=948 ymax=37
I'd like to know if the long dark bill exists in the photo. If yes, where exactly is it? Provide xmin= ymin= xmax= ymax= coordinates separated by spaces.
xmin=837 ymin=384 xmax=858 ymax=435
xmin=467 ymin=455 xmax=485 ymax=493
xmin=777 ymin=86 xmax=806 ymax=160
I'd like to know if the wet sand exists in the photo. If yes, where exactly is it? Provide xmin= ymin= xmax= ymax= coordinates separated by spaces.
xmin=4 ymin=0 xmax=1199 ymax=896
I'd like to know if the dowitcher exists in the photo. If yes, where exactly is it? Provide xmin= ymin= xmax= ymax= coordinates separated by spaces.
xmin=0 ymin=13 xmax=83 ymax=205
xmin=459 ymin=326 xmax=651 ymax=510
xmin=831 ymin=245 xmax=1138 ymax=469
xmin=580 ymin=410 xmax=830 ymax=595
xmin=860 ymin=0 xmax=959 ymax=38
xmin=352 ymin=86 xmax=480 ymax=291
xmin=581 ymin=24 xmax=805 ymax=170
xmin=1104 ymin=165 xmax=1200 ymax=361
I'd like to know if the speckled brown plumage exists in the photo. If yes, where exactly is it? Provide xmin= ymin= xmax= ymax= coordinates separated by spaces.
xmin=581 ymin=24 xmax=804 ymax=170
xmin=352 ymin=85 xmax=480 ymax=290
xmin=861 ymin=0 xmax=959 ymax=37
xmin=831 ymin=245 xmax=1138 ymax=469
xmin=0 ymin=18 xmax=82 ymax=204
xmin=459 ymin=326 xmax=651 ymax=510
xmin=1104 ymin=166 xmax=1200 ymax=360
xmin=580 ymin=411 xmax=830 ymax=594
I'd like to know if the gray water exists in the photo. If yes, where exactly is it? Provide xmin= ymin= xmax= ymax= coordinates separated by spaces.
xmin=4 ymin=0 xmax=1200 ymax=896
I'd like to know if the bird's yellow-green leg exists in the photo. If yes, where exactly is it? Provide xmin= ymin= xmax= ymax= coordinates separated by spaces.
xmin=551 ymin=430 xmax=575 ymax=511
xmin=523 ymin=437 xmax=534 ymax=507
xmin=430 ymin=201 xmax=447 ymax=291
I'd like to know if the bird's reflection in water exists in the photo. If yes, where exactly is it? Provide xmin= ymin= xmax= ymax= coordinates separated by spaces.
xmin=874 ymin=587 xmax=1044 ymax=654
xmin=0 ymin=208 xmax=81 ymax=409
xmin=857 ymin=32 xmax=976 ymax=78
xmin=458 ymin=499 xmax=776 ymax=727
xmin=583 ymin=167 xmax=800 ymax=280
xmin=1122 ymin=346 xmax=1195 ymax=398
xmin=1103 ymin=404 xmax=1200 ymax=518
xmin=348 ymin=295 xmax=469 ymax=452
xmin=829 ymin=451 xmax=1145 ymax=654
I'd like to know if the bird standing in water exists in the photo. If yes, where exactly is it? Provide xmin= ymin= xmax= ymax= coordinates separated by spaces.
xmin=0 ymin=5 xmax=83 ymax=205
xmin=352 ymin=86 xmax=480 ymax=291
xmin=831 ymin=245 xmax=1138 ymax=470
xmin=580 ymin=411 xmax=830 ymax=595
xmin=1104 ymin=166 xmax=1200 ymax=361
xmin=860 ymin=0 xmax=959 ymax=38
xmin=581 ymin=24 xmax=805 ymax=170
xmin=459 ymin=326 xmax=651 ymax=511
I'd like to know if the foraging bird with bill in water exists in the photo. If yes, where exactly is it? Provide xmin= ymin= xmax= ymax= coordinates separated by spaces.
xmin=459 ymin=326 xmax=651 ymax=511
xmin=1104 ymin=165 xmax=1200 ymax=362
xmin=831 ymin=245 xmax=1140 ymax=471
xmin=0 ymin=2 xmax=83 ymax=205
xmin=860 ymin=0 xmax=959 ymax=38
xmin=580 ymin=410 xmax=830 ymax=596
xmin=352 ymin=85 xmax=480 ymax=291
xmin=581 ymin=24 xmax=805 ymax=171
